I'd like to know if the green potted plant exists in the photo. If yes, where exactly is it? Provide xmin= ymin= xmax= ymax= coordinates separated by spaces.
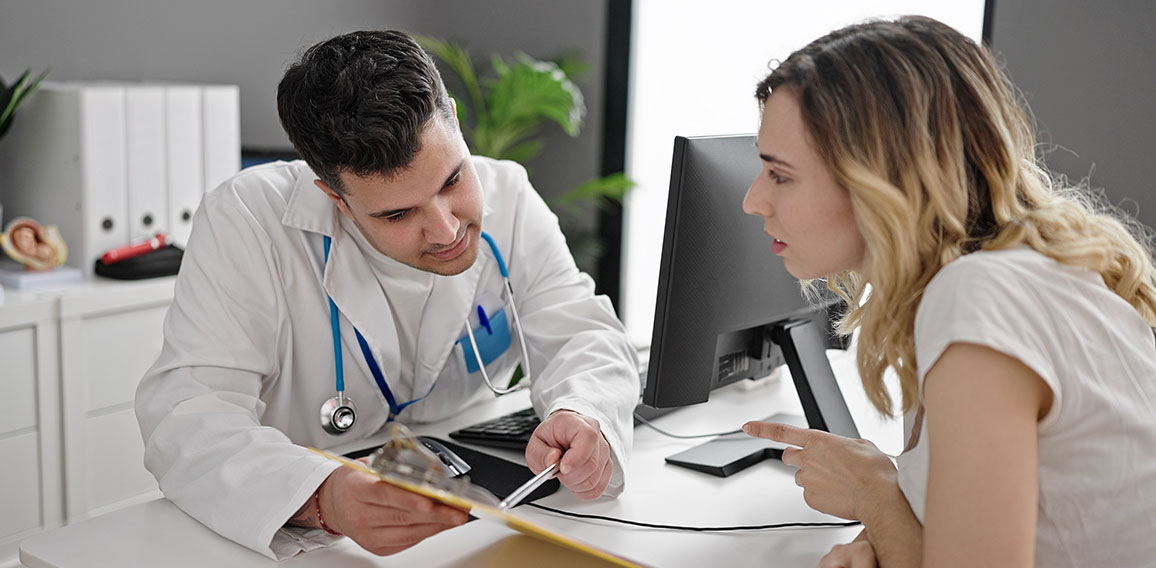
xmin=416 ymin=37 xmax=634 ymax=277
xmin=1 ymin=68 xmax=49 ymax=141
xmin=0 ymin=68 xmax=48 ymax=297
xmin=1 ymin=68 xmax=49 ymax=228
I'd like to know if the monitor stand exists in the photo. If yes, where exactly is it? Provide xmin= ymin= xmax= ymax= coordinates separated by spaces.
xmin=663 ymin=317 xmax=860 ymax=477
xmin=664 ymin=412 xmax=805 ymax=477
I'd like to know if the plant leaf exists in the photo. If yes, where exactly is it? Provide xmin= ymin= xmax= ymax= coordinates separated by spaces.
xmin=552 ymin=50 xmax=591 ymax=80
xmin=414 ymin=35 xmax=486 ymax=126
xmin=564 ymin=232 xmax=606 ymax=276
xmin=0 ymin=70 xmax=20 ymax=99
xmin=486 ymin=53 xmax=585 ymax=139
xmin=473 ymin=120 xmax=540 ymax=160
xmin=553 ymin=173 xmax=636 ymax=209
xmin=502 ymin=138 xmax=544 ymax=165
xmin=1 ymin=68 xmax=48 ymax=139
xmin=0 ymin=69 xmax=34 ymax=128
xmin=12 ymin=68 xmax=49 ymax=109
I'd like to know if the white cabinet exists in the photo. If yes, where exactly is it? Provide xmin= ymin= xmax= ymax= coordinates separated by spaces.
xmin=0 ymin=277 xmax=174 ymax=567
xmin=57 ymin=278 xmax=174 ymax=521
xmin=0 ymin=290 xmax=62 ymax=567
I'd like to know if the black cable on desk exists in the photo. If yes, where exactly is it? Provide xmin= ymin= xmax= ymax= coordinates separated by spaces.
xmin=633 ymin=412 xmax=744 ymax=439
xmin=525 ymin=502 xmax=860 ymax=532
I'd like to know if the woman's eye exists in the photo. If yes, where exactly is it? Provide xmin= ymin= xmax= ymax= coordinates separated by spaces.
xmin=768 ymin=170 xmax=788 ymax=184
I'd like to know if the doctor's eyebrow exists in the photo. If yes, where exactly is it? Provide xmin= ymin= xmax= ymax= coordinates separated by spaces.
xmin=368 ymin=159 xmax=467 ymax=219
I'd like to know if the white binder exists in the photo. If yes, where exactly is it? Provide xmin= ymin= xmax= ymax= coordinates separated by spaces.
xmin=124 ymin=86 xmax=168 ymax=242
xmin=164 ymin=85 xmax=204 ymax=249
xmin=201 ymin=84 xmax=241 ymax=194
xmin=0 ymin=82 xmax=130 ymax=274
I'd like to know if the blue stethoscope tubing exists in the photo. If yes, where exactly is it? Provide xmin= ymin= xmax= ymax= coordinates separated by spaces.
xmin=467 ymin=232 xmax=533 ymax=394
xmin=319 ymin=230 xmax=531 ymax=435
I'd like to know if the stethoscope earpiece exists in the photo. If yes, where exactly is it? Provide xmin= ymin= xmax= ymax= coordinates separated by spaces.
xmin=320 ymin=393 xmax=357 ymax=435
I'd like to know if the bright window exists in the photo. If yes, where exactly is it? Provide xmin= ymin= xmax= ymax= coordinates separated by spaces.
xmin=622 ymin=1 xmax=986 ymax=344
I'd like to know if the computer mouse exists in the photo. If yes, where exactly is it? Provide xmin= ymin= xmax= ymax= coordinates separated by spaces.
xmin=417 ymin=436 xmax=472 ymax=478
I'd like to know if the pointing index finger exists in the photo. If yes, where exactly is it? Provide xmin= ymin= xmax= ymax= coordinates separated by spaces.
xmin=742 ymin=421 xmax=811 ymax=447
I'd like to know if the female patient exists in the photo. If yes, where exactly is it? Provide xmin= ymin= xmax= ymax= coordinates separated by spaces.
xmin=740 ymin=15 xmax=1156 ymax=567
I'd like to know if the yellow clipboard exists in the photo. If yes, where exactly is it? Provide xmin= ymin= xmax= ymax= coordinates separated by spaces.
xmin=308 ymin=447 xmax=646 ymax=568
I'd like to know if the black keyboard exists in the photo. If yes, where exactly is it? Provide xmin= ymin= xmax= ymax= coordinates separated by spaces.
xmin=450 ymin=362 xmax=656 ymax=451
xmin=448 ymin=404 xmax=674 ymax=451
xmin=449 ymin=407 xmax=541 ymax=450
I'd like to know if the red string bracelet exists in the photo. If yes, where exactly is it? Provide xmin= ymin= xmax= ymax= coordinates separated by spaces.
xmin=314 ymin=490 xmax=342 ymax=536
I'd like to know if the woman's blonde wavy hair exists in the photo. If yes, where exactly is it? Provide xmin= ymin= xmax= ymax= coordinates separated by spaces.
xmin=756 ymin=16 xmax=1156 ymax=416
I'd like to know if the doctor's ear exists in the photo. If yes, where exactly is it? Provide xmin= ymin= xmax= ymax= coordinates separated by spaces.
xmin=315 ymin=179 xmax=354 ymax=219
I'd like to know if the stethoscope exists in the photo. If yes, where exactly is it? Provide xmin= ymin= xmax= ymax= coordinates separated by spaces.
xmin=320 ymin=230 xmax=533 ymax=435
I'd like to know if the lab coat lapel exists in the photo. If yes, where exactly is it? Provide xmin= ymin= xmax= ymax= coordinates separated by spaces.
xmin=283 ymin=164 xmax=404 ymax=406
xmin=412 ymin=186 xmax=499 ymax=399
xmin=412 ymin=252 xmax=484 ymax=400
xmin=321 ymin=215 xmax=405 ymax=404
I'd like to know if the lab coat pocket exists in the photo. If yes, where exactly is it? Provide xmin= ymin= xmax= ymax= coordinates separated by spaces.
xmin=459 ymin=305 xmax=512 ymax=372
xmin=454 ymin=292 xmax=522 ymax=389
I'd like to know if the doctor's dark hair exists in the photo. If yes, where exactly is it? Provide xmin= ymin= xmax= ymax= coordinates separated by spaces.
xmin=277 ymin=30 xmax=455 ymax=194
xmin=754 ymin=16 xmax=1156 ymax=417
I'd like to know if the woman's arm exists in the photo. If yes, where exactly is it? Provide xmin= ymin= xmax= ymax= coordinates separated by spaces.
xmin=740 ymin=423 xmax=924 ymax=567
xmin=856 ymin=483 xmax=923 ymax=568
xmin=921 ymin=342 xmax=1052 ymax=567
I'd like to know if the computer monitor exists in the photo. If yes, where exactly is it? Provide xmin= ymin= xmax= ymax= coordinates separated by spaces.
xmin=640 ymin=134 xmax=858 ymax=477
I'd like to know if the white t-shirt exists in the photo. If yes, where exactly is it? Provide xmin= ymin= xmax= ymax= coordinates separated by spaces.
xmin=896 ymin=247 xmax=1156 ymax=567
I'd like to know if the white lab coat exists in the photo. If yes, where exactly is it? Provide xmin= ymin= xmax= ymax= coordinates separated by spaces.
xmin=134 ymin=158 xmax=640 ymax=559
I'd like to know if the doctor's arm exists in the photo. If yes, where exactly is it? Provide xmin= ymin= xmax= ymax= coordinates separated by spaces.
xmin=502 ymin=167 xmax=640 ymax=498
xmin=134 ymin=196 xmax=345 ymax=558
xmin=137 ymin=193 xmax=467 ymax=558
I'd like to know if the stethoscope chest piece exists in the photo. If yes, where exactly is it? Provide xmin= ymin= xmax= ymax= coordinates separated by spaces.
xmin=320 ymin=392 xmax=357 ymax=435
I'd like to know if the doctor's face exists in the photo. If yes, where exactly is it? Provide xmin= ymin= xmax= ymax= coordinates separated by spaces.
xmin=318 ymin=114 xmax=484 ymax=276
xmin=743 ymin=88 xmax=865 ymax=279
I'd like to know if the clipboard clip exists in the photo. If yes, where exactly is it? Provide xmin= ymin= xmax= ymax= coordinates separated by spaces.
xmin=366 ymin=423 xmax=477 ymax=498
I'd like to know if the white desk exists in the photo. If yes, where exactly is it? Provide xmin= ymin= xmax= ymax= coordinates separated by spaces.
xmin=19 ymin=349 xmax=901 ymax=568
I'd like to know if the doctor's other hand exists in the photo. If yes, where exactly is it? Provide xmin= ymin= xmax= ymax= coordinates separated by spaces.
xmin=526 ymin=409 xmax=613 ymax=500
xmin=317 ymin=460 xmax=468 ymax=556
xmin=741 ymin=421 xmax=896 ymax=520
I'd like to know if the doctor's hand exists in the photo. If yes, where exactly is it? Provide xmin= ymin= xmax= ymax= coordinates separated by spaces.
xmin=742 ymin=421 xmax=896 ymax=521
xmin=315 ymin=460 xmax=468 ymax=556
xmin=526 ymin=409 xmax=613 ymax=500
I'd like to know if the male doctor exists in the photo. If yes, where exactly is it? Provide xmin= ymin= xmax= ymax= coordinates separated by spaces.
xmin=135 ymin=30 xmax=640 ymax=559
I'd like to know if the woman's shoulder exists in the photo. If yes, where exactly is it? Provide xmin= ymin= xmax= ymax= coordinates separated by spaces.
xmin=923 ymin=246 xmax=1096 ymax=302
xmin=914 ymin=248 xmax=1074 ymax=356
xmin=933 ymin=246 xmax=1054 ymax=279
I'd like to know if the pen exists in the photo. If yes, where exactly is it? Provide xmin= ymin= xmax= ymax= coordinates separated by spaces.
xmin=499 ymin=462 xmax=559 ymax=510
xmin=101 ymin=233 xmax=167 ymax=265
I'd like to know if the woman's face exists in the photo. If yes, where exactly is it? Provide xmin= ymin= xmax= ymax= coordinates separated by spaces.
xmin=743 ymin=89 xmax=866 ymax=279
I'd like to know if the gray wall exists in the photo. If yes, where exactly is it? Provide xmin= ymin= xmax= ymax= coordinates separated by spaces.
xmin=0 ymin=0 xmax=608 ymax=204
xmin=989 ymin=1 xmax=1156 ymax=233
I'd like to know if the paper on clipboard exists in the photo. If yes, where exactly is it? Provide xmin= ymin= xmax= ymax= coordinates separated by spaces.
xmin=307 ymin=446 xmax=646 ymax=568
